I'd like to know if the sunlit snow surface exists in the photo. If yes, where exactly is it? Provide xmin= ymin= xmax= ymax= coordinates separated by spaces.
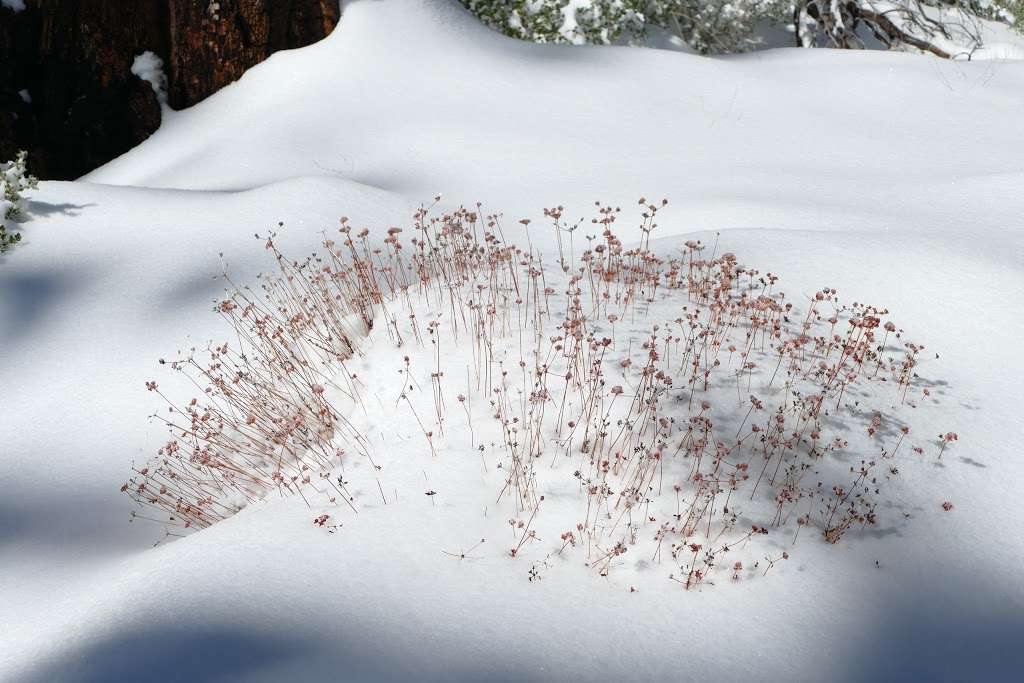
xmin=3 ymin=1 xmax=1023 ymax=680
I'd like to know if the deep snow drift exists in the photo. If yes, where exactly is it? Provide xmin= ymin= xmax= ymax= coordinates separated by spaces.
xmin=3 ymin=1 xmax=1023 ymax=681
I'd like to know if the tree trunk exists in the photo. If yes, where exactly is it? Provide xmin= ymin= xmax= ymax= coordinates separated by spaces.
xmin=166 ymin=1 xmax=339 ymax=109
xmin=0 ymin=0 xmax=340 ymax=180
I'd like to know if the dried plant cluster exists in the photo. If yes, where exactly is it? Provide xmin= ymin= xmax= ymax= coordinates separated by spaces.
xmin=125 ymin=199 xmax=953 ymax=587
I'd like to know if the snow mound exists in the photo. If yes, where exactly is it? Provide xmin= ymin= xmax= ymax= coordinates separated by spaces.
xmin=85 ymin=0 xmax=1024 ymax=238
xmin=3 ymin=1 xmax=1024 ymax=680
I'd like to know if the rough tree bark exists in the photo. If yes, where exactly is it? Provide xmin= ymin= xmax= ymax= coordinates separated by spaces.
xmin=0 ymin=1 xmax=340 ymax=180
xmin=166 ymin=1 xmax=339 ymax=109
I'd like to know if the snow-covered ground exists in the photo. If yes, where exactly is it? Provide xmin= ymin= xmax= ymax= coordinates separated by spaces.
xmin=2 ymin=1 xmax=1023 ymax=680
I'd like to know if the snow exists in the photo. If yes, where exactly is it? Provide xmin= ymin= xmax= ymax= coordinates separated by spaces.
xmin=867 ymin=1 xmax=1024 ymax=60
xmin=85 ymin=2 xmax=1024 ymax=239
xmin=955 ymin=17 xmax=1024 ymax=59
xmin=3 ymin=0 xmax=1024 ymax=680
xmin=131 ymin=51 xmax=170 ymax=108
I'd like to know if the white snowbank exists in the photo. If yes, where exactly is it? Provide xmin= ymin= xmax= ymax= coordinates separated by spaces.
xmin=3 ymin=1 xmax=1023 ymax=680
xmin=85 ymin=1 xmax=1024 ymax=241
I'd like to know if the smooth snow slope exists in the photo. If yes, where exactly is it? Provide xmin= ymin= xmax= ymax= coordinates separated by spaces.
xmin=86 ymin=0 xmax=1024 ymax=235
xmin=3 ymin=1 xmax=1024 ymax=681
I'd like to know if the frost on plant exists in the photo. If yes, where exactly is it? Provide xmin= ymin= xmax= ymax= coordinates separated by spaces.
xmin=461 ymin=0 xmax=572 ymax=43
xmin=991 ymin=0 xmax=1024 ymax=28
xmin=461 ymin=0 xmax=1022 ymax=55
xmin=462 ymin=0 xmax=786 ymax=53
xmin=1 ymin=151 xmax=39 ymax=254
